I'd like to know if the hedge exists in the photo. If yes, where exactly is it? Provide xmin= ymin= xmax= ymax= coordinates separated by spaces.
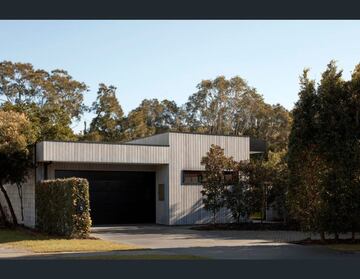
xmin=36 ymin=178 xmax=92 ymax=238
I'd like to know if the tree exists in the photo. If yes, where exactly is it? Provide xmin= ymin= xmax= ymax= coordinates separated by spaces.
xmin=184 ymin=76 xmax=292 ymax=151
xmin=223 ymin=161 xmax=253 ymax=223
xmin=0 ymin=61 xmax=88 ymax=141
xmin=317 ymin=61 xmax=360 ymax=240
xmin=123 ymin=98 xmax=184 ymax=140
xmin=264 ymin=150 xmax=289 ymax=222
xmin=287 ymin=62 xmax=360 ymax=240
xmin=200 ymin=144 xmax=233 ymax=224
xmin=287 ymin=68 xmax=327 ymax=238
xmin=0 ymin=110 xmax=36 ymax=226
xmin=87 ymin=84 xmax=125 ymax=141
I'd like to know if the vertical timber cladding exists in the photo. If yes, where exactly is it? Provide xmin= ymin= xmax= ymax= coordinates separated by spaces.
xmin=55 ymin=170 xmax=156 ymax=225
xmin=168 ymin=133 xmax=250 ymax=225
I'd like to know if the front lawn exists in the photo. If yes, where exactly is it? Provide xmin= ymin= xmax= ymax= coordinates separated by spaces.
xmin=0 ymin=228 xmax=141 ymax=253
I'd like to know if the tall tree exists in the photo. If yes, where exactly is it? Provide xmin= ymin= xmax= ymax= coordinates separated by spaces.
xmin=317 ymin=61 xmax=355 ymax=239
xmin=0 ymin=61 xmax=88 ymax=141
xmin=185 ymin=76 xmax=292 ymax=151
xmin=200 ymin=144 xmax=233 ymax=224
xmin=0 ymin=110 xmax=35 ymax=225
xmin=87 ymin=84 xmax=124 ymax=141
xmin=287 ymin=69 xmax=327 ymax=238
xmin=123 ymin=98 xmax=184 ymax=140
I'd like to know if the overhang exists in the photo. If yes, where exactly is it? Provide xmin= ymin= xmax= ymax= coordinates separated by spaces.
xmin=36 ymin=141 xmax=170 ymax=164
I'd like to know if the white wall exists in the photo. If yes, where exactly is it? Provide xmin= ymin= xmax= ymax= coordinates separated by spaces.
xmin=0 ymin=170 xmax=35 ymax=228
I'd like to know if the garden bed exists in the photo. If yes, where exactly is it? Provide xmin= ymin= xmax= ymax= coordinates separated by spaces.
xmin=191 ymin=222 xmax=299 ymax=231
xmin=291 ymin=238 xmax=360 ymax=252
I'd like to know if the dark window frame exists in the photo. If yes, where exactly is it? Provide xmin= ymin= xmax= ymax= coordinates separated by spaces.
xmin=182 ymin=170 xmax=204 ymax=185
xmin=182 ymin=170 xmax=238 ymax=185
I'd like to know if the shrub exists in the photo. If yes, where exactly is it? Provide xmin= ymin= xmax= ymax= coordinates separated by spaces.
xmin=36 ymin=178 xmax=91 ymax=238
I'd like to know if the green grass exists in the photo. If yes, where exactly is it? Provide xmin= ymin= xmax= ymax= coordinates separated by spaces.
xmin=0 ymin=228 xmax=141 ymax=253
xmin=75 ymin=254 xmax=208 ymax=260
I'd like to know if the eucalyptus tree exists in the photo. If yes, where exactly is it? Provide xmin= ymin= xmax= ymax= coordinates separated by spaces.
xmin=0 ymin=61 xmax=88 ymax=141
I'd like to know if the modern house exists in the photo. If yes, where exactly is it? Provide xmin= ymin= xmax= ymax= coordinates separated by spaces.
xmin=0 ymin=132 xmax=265 ymax=228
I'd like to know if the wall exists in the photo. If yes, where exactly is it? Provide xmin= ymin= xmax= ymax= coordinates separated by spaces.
xmin=168 ymin=133 xmax=250 ymax=225
xmin=0 ymin=170 xmax=35 ymax=228
xmin=36 ymin=141 xmax=169 ymax=164
xmin=155 ymin=165 xmax=169 ymax=224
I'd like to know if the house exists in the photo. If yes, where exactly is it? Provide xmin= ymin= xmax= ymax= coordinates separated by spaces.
xmin=0 ymin=132 xmax=265 ymax=228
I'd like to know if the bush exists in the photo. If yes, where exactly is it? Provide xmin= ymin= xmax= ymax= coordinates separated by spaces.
xmin=36 ymin=178 xmax=91 ymax=238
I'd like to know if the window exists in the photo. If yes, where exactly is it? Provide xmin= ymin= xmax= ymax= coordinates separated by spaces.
xmin=182 ymin=170 xmax=238 ymax=185
xmin=182 ymin=171 xmax=204 ymax=185
xmin=158 ymin=184 xmax=165 ymax=201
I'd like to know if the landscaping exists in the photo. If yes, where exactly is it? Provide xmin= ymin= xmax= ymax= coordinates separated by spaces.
xmin=0 ymin=228 xmax=140 ymax=253
xmin=191 ymin=222 xmax=299 ymax=231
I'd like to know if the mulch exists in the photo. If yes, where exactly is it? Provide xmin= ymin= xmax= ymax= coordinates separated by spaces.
xmin=191 ymin=222 xmax=299 ymax=231
xmin=291 ymin=238 xmax=360 ymax=245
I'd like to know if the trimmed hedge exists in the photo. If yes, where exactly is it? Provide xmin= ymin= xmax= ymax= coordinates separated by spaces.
xmin=36 ymin=178 xmax=92 ymax=238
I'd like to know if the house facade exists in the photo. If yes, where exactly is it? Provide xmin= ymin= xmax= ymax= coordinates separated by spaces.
xmin=0 ymin=132 xmax=265 ymax=228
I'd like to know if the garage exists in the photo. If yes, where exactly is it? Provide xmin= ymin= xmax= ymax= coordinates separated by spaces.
xmin=55 ymin=170 xmax=156 ymax=225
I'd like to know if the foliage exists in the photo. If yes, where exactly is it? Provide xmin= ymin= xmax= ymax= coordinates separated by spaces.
xmin=200 ymin=144 xmax=233 ymax=224
xmin=223 ymin=162 xmax=253 ymax=223
xmin=263 ymin=150 xmax=289 ymax=221
xmin=184 ymin=76 xmax=292 ymax=151
xmin=36 ymin=178 xmax=91 ymax=238
xmin=0 ymin=110 xmax=35 ymax=225
xmin=288 ymin=62 xmax=360 ymax=239
xmin=85 ymin=83 xmax=125 ymax=141
xmin=123 ymin=98 xmax=185 ymax=140
xmin=0 ymin=61 xmax=88 ymax=141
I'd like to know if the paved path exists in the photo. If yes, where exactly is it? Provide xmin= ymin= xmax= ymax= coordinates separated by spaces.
xmin=91 ymin=225 xmax=360 ymax=259
xmin=0 ymin=247 xmax=32 ymax=259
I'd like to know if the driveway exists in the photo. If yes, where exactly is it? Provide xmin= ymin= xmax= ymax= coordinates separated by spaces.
xmin=91 ymin=225 xmax=360 ymax=259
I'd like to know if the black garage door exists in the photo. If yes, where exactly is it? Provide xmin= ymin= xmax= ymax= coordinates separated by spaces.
xmin=55 ymin=170 xmax=156 ymax=225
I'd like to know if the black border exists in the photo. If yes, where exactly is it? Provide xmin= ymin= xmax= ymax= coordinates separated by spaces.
xmin=1 ymin=0 xmax=360 ymax=19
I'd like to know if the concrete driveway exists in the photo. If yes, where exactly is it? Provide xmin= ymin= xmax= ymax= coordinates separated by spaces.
xmin=91 ymin=225 xmax=359 ymax=259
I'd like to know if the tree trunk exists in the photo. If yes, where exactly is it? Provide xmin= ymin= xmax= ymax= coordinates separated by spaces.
xmin=352 ymin=231 xmax=355 ymax=241
xmin=334 ymin=232 xmax=339 ymax=241
xmin=0 ymin=201 xmax=9 ymax=226
xmin=16 ymin=183 xmax=24 ymax=222
xmin=0 ymin=183 xmax=18 ymax=225
xmin=320 ymin=231 xmax=326 ymax=242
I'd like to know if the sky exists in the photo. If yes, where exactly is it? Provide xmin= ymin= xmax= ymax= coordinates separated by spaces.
xmin=1 ymin=20 xmax=360 ymax=132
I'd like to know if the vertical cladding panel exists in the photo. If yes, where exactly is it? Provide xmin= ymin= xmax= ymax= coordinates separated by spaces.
xmin=168 ymin=133 xmax=250 ymax=225
xmin=39 ymin=142 xmax=169 ymax=164
xmin=155 ymin=165 xmax=169 ymax=225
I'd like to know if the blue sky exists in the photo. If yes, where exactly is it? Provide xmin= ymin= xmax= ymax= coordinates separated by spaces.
xmin=1 ymin=20 xmax=360 ymax=132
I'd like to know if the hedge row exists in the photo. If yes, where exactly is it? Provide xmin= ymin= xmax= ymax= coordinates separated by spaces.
xmin=36 ymin=178 xmax=92 ymax=238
